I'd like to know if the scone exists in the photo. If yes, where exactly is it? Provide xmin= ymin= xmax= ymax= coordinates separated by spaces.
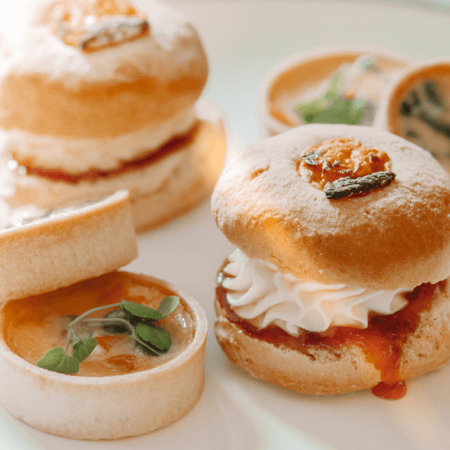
xmin=212 ymin=124 xmax=450 ymax=398
xmin=259 ymin=47 xmax=410 ymax=138
xmin=0 ymin=0 xmax=228 ymax=232
xmin=0 ymin=191 xmax=207 ymax=439
xmin=375 ymin=60 xmax=450 ymax=173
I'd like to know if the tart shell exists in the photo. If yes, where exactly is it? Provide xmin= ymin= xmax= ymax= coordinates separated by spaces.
xmin=0 ymin=273 xmax=207 ymax=440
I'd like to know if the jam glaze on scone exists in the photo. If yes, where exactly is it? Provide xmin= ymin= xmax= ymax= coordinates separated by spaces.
xmin=0 ymin=0 xmax=227 ymax=232
xmin=212 ymin=124 xmax=450 ymax=398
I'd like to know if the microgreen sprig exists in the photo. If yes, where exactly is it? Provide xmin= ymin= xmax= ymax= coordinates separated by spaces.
xmin=37 ymin=296 xmax=180 ymax=374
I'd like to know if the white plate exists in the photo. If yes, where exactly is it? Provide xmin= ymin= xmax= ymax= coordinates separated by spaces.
xmin=2 ymin=1 xmax=450 ymax=449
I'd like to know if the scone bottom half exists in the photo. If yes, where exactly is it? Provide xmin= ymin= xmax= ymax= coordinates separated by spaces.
xmin=212 ymin=124 xmax=450 ymax=399
xmin=0 ymin=192 xmax=207 ymax=439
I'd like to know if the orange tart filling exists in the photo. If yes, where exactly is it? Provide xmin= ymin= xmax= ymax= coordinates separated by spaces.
xmin=2 ymin=272 xmax=195 ymax=377
xmin=217 ymin=266 xmax=446 ymax=400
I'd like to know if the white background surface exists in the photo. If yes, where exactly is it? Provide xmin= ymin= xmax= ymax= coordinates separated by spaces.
xmin=2 ymin=1 xmax=450 ymax=449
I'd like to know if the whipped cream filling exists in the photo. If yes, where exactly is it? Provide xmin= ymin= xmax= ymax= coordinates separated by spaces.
xmin=0 ymin=105 xmax=197 ymax=173
xmin=222 ymin=249 xmax=409 ymax=334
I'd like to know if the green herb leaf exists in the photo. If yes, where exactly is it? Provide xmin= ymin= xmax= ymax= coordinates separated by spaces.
xmin=120 ymin=300 xmax=163 ymax=321
xmin=72 ymin=337 xmax=97 ymax=363
xmin=157 ymin=296 xmax=180 ymax=318
xmin=135 ymin=323 xmax=172 ymax=352
xmin=37 ymin=347 xmax=80 ymax=374
xmin=295 ymin=73 xmax=366 ymax=126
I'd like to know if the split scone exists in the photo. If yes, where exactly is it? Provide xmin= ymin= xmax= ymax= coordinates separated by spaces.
xmin=259 ymin=48 xmax=410 ymax=138
xmin=375 ymin=60 xmax=450 ymax=173
xmin=0 ymin=0 xmax=227 ymax=232
xmin=0 ymin=191 xmax=207 ymax=439
xmin=212 ymin=124 xmax=450 ymax=398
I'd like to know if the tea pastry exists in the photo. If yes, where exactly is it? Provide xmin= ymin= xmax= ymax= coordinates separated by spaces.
xmin=376 ymin=60 xmax=450 ymax=173
xmin=0 ymin=191 xmax=207 ymax=439
xmin=0 ymin=0 xmax=227 ymax=232
xmin=212 ymin=124 xmax=450 ymax=398
xmin=259 ymin=48 xmax=410 ymax=138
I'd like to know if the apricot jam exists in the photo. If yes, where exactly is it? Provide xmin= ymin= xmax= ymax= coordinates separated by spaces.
xmin=217 ymin=274 xmax=446 ymax=400
xmin=2 ymin=272 xmax=195 ymax=377
xmin=23 ymin=124 xmax=200 ymax=183
xmin=299 ymin=138 xmax=391 ymax=189
xmin=50 ymin=0 xmax=148 ymax=50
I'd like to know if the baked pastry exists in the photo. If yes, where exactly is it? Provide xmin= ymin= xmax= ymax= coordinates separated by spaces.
xmin=259 ymin=48 xmax=410 ymax=138
xmin=212 ymin=124 xmax=450 ymax=398
xmin=0 ymin=191 xmax=207 ymax=439
xmin=375 ymin=60 xmax=450 ymax=173
xmin=0 ymin=0 xmax=227 ymax=232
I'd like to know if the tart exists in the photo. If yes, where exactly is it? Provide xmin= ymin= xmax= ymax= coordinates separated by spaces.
xmin=212 ymin=124 xmax=450 ymax=398
xmin=376 ymin=60 xmax=450 ymax=173
xmin=259 ymin=47 xmax=411 ymax=138
xmin=0 ymin=191 xmax=207 ymax=438
xmin=0 ymin=0 xmax=228 ymax=232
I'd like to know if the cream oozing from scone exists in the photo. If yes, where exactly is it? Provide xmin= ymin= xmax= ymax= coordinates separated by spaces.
xmin=222 ymin=249 xmax=409 ymax=334
xmin=0 ymin=106 xmax=196 ymax=173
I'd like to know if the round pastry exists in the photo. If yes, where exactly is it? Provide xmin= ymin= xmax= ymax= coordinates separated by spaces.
xmin=0 ymin=0 xmax=227 ymax=232
xmin=0 ymin=271 xmax=207 ymax=439
xmin=212 ymin=123 xmax=450 ymax=397
xmin=259 ymin=47 xmax=411 ymax=138
xmin=375 ymin=60 xmax=450 ymax=173
xmin=0 ymin=190 xmax=137 ymax=302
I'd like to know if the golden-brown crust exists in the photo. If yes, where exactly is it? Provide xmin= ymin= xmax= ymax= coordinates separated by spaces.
xmin=214 ymin=282 xmax=450 ymax=395
xmin=0 ymin=191 xmax=137 ymax=302
xmin=0 ymin=272 xmax=208 ymax=439
xmin=212 ymin=124 xmax=450 ymax=290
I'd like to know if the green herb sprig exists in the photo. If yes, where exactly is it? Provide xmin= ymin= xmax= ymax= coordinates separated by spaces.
xmin=295 ymin=72 xmax=366 ymax=126
xmin=37 ymin=296 xmax=180 ymax=374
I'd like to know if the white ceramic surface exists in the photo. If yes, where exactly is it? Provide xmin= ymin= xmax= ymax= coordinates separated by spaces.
xmin=1 ymin=1 xmax=450 ymax=449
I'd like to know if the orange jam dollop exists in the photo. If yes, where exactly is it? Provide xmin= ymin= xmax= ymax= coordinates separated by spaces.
xmin=298 ymin=138 xmax=391 ymax=189
xmin=2 ymin=272 xmax=195 ymax=377
xmin=49 ymin=0 xmax=148 ymax=51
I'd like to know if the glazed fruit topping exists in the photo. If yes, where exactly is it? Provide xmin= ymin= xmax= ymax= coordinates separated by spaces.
xmin=299 ymin=138 xmax=395 ymax=197
xmin=50 ymin=0 xmax=149 ymax=51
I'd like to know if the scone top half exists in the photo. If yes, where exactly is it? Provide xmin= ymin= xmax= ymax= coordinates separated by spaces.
xmin=212 ymin=124 xmax=450 ymax=291
xmin=0 ymin=0 xmax=208 ymax=173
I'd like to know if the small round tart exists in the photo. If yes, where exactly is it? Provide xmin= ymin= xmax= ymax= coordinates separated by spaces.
xmin=0 ymin=190 xmax=137 ymax=302
xmin=215 ymin=269 xmax=450 ymax=396
xmin=259 ymin=47 xmax=410 ymax=138
xmin=1 ymin=100 xmax=228 ymax=233
xmin=0 ymin=0 xmax=208 ymax=173
xmin=376 ymin=60 xmax=450 ymax=172
xmin=0 ymin=271 xmax=207 ymax=439
xmin=212 ymin=124 xmax=450 ymax=290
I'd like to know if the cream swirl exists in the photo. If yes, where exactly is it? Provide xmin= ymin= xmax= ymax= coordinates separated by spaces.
xmin=222 ymin=249 xmax=409 ymax=334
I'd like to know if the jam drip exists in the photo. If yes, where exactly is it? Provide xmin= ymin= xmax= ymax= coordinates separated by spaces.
xmin=217 ymin=278 xmax=446 ymax=400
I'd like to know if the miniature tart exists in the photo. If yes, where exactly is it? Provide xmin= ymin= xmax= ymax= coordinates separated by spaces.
xmin=376 ymin=60 xmax=450 ymax=172
xmin=212 ymin=124 xmax=450 ymax=397
xmin=259 ymin=48 xmax=410 ymax=138
xmin=0 ymin=271 xmax=207 ymax=439
xmin=0 ymin=190 xmax=137 ymax=302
